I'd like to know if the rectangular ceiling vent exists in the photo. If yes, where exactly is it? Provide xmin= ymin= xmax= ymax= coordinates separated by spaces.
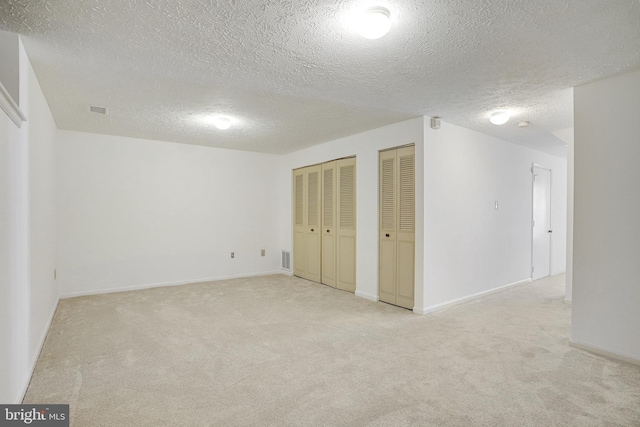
xmin=89 ymin=105 xmax=109 ymax=115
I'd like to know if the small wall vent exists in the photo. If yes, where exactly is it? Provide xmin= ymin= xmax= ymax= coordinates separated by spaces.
xmin=281 ymin=250 xmax=291 ymax=270
xmin=89 ymin=105 xmax=109 ymax=115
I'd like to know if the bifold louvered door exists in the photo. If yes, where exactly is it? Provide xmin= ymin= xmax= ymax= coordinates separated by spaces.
xmin=321 ymin=161 xmax=337 ymax=287
xmin=293 ymin=158 xmax=356 ymax=292
xmin=336 ymin=158 xmax=356 ymax=292
xmin=379 ymin=150 xmax=397 ymax=304
xmin=293 ymin=165 xmax=321 ymax=282
xmin=379 ymin=146 xmax=415 ymax=309
xmin=293 ymin=169 xmax=306 ymax=278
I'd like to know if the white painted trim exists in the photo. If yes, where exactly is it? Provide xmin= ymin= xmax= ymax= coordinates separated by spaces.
xmin=355 ymin=290 xmax=379 ymax=302
xmin=60 ymin=270 xmax=285 ymax=299
xmin=569 ymin=340 xmax=640 ymax=367
xmin=416 ymin=278 xmax=533 ymax=315
xmin=281 ymin=269 xmax=293 ymax=277
xmin=17 ymin=297 xmax=60 ymax=403
xmin=532 ymin=163 xmax=552 ymax=171
xmin=0 ymin=79 xmax=26 ymax=128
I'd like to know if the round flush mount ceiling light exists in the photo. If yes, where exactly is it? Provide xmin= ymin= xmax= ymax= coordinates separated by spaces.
xmin=489 ymin=111 xmax=510 ymax=125
xmin=213 ymin=117 xmax=231 ymax=130
xmin=357 ymin=7 xmax=391 ymax=39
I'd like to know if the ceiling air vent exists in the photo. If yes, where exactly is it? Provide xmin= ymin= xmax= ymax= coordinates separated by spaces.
xmin=89 ymin=105 xmax=109 ymax=115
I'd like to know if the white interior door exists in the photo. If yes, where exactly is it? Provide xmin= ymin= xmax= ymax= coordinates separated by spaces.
xmin=532 ymin=166 xmax=551 ymax=280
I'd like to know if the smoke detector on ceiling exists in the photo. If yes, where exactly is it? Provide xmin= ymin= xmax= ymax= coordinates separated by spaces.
xmin=430 ymin=117 xmax=441 ymax=130
xmin=89 ymin=105 xmax=109 ymax=115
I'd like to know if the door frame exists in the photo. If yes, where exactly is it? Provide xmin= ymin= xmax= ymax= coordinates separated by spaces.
xmin=530 ymin=163 xmax=552 ymax=280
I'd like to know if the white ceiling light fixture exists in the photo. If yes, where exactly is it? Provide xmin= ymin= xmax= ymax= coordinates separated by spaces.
xmin=357 ymin=6 xmax=392 ymax=39
xmin=193 ymin=114 xmax=239 ymax=130
xmin=213 ymin=116 xmax=232 ymax=130
xmin=489 ymin=111 xmax=510 ymax=125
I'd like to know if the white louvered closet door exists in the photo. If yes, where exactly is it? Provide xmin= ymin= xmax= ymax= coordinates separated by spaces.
xmin=379 ymin=146 xmax=415 ymax=309
xmin=321 ymin=161 xmax=337 ymax=287
xmin=305 ymin=165 xmax=322 ymax=283
xmin=336 ymin=158 xmax=356 ymax=292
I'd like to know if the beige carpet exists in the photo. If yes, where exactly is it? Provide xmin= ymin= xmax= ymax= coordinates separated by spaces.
xmin=25 ymin=274 xmax=640 ymax=426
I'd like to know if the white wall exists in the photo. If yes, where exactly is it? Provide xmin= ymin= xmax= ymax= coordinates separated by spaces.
xmin=278 ymin=118 xmax=425 ymax=308
xmin=57 ymin=131 xmax=282 ymax=297
xmin=572 ymin=69 xmax=640 ymax=362
xmin=27 ymin=58 xmax=59 ymax=369
xmin=0 ymin=85 xmax=28 ymax=405
xmin=553 ymin=127 xmax=574 ymax=302
xmin=0 ymin=38 xmax=58 ymax=404
xmin=422 ymin=121 xmax=567 ymax=312
xmin=0 ymin=87 xmax=12 ymax=403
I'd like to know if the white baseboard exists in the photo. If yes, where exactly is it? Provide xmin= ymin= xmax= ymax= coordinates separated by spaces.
xmin=17 ymin=297 xmax=60 ymax=403
xmin=60 ymin=270 xmax=286 ymax=299
xmin=416 ymin=278 xmax=533 ymax=315
xmin=569 ymin=340 xmax=640 ymax=366
xmin=281 ymin=269 xmax=293 ymax=277
xmin=355 ymin=290 xmax=379 ymax=302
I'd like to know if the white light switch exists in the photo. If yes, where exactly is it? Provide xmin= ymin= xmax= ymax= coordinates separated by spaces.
xmin=495 ymin=201 xmax=499 ymax=210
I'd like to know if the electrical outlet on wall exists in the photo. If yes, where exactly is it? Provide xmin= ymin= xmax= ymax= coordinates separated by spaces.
xmin=231 ymin=252 xmax=235 ymax=259
xmin=261 ymin=249 xmax=265 ymax=257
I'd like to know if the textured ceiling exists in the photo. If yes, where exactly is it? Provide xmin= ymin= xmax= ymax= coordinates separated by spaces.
xmin=1 ymin=0 xmax=640 ymax=155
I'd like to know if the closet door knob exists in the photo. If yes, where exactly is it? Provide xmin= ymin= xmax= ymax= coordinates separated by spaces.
xmin=311 ymin=228 xmax=314 ymax=232
xmin=327 ymin=229 xmax=330 ymax=233
xmin=385 ymin=233 xmax=390 ymax=237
